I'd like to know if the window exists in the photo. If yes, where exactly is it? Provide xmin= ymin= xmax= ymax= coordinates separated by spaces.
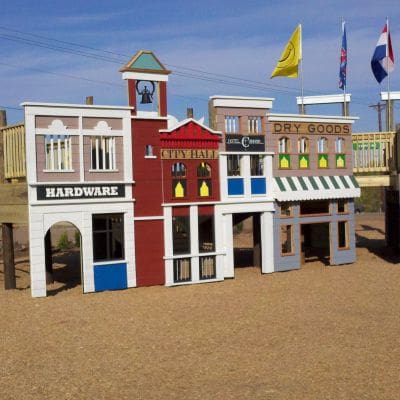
xmin=45 ymin=134 xmax=72 ymax=171
xmin=145 ymin=144 xmax=154 ymax=157
xmin=198 ymin=215 xmax=214 ymax=253
xmin=280 ymin=203 xmax=293 ymax=217
xmin=335 ymin=137 xmax=344 ymax=153
xmin=197 ymin=163 xmax=212 ymax=197
xmin=281 ymin=225 xmax=294 ymax=255
xmin=279 ymin=137 xmax=290 ymax=153
xmin=317 ymin=137 xmax=328 ymax=168
xmin=227 ymin=155 xmax=242 ymax=176
xmin=172 ymin=162 xmax=187 ymax=198
xmin=92 ymin=214 xmax=124 ymax=262
xmin=250 ymin=155 xmax=264 ymax=176
xmin=91 ymin=136 xmax=116 ymax=170
xmin=225 ymin=116 xmax=239 ymax=133
xmin=298 ymin=137 xmax=309 ymax=153
xmin=172 ymin=216 xmax=190 ymax=255
xmin=298 ymin=137 xmax=309 ymax=168
xmin=335 ymin=138 xmax=346 ymax=168
xmin=338 ymin=221 xmax=349 ymax=249
xmin=248 ymin=116 xmax=262 ymax=133
xmin=317 ymin=137 xmax=327 ymax=153
xmin=278 ymin=137 xmax=290 ymax=169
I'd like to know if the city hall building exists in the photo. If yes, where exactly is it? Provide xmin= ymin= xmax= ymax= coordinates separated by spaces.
xmin=23 ymin=50 xmax=360 ymax=297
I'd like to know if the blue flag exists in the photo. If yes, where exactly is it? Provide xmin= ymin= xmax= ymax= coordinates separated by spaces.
xmin=339 ymin=21 xmax=347 ymax=90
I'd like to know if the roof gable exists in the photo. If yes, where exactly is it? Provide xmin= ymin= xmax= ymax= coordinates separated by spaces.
xmin=160 ymin=119 xmax=222 ymax=149
xmin=120 ymin=50 xmax=171 ymax=75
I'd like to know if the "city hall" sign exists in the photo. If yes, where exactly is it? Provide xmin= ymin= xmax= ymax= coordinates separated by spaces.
xmin=37 ymin=184 xmax=125 ymax=200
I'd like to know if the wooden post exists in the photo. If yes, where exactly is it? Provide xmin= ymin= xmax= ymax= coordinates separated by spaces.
xmin=342 ymin=101 xmax=349 ymax=117
xmin=2 ymin=223 xmax=16 ymax=289
xmin=1 ymin=110 xmax=16 ymax=289
xmin=298 ymin=103 xmax=306 ymax=115
xmin=386 ymin=100 xmax=394 ymax=131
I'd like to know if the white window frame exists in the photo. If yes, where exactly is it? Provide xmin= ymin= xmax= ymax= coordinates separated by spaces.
xmin=298 ymin=137 xmax=309 ymax=154
xmin=335 ymin=137 xmax=344 ymax=153
xmin=278 ymin=137 xmax=290 ymax=153
xmin=317 ymin=137 xmax=328 ymax=153
xmin=90 ymin=136 xmax=117 ymax=171
xmin=44 ymin=134 xmax=73 ymax=171
xmin=248 ymin=116 xmax=262 ymax=134
xmin=225 ymin=116 xmax=239 ymax=133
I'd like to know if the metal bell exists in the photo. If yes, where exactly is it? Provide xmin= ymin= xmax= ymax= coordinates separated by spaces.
xmin=140 ymin=86 xmax=153 ymax=104
xmin=136 ymin=81 xmax=155 ymax=104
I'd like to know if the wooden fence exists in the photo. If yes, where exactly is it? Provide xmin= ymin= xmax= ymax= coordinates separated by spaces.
xmin=352 ymin=132 xmax=395 ymax=173
xmin=1 ymin=123 xmax=26 ymax=180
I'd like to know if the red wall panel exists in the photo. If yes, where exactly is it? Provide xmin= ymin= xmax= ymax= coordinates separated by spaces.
xmin=135 ymin=220 xmax=165 ymax=286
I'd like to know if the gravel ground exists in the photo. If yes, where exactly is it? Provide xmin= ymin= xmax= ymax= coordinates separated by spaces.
xmin=1 ymin=213 xmax=400 ymax=400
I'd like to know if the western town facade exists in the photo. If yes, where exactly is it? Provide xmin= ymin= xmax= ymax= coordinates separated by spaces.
xmin=23 ymin=50 xmax=360 ymax=297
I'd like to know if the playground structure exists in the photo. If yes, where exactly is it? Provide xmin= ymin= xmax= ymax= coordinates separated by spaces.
xmin=1 ymin=89 xmax=399 ymax=291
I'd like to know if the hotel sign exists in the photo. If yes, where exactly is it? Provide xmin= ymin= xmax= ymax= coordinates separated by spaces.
xmin=37 ymin=184 xmax=125 ymax=200
xmin=272 ymin=122 xmax=351 ymax=135
xmin=160 ymin=149 xmax=218 ymax=159
xmin=225 ymin=135 xmax=265 ymax=152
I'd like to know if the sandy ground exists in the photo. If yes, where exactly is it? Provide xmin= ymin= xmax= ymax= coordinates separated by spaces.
xmin=1 ymin=213 xmax=400 ymax=400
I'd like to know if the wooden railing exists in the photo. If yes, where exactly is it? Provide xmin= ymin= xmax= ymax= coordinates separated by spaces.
xmin=1 ymin=123 xmax=26 ymax=180
xmin=352 ymin=132 xmax=395 ymax=174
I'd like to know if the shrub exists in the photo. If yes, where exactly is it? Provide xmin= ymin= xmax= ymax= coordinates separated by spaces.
xmin=57 ymin=231 xmax=70 ymax=250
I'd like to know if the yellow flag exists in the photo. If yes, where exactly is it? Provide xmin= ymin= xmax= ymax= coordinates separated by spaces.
xmin=271 ymin=25 xmax=302 ymax=78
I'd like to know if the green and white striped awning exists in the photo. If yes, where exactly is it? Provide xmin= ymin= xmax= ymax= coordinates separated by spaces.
xmin=274 ymin=175 xmax=360 ymax=201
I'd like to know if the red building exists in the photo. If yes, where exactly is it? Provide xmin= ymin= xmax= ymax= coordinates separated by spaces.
xmin=121 ymin=50 xmax=171 ymax=286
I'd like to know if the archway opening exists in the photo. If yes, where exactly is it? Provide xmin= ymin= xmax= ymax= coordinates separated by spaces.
xmin=44 ymin=222 xmax=82 ymax=294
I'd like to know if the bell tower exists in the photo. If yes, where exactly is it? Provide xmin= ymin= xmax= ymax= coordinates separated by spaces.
xmin=121 ymin=50 xmax=171 ymax=286
xmin=120 ymin=50 xmax=170 ymax=116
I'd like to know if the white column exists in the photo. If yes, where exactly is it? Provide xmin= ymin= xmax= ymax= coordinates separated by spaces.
xmin=243 ymin=155 xmax=251 ymax=198
xmin=125 ymin=207 xmax=136 ymax=288
xmin=219 ymin=154 xmax=228 ymax=199
xmin=29 ymin=211 xmax=46 ymax=297
xmin=164 ymin=206 xmax=174 ymax=286
xmin=80 ymin=212 xmax=94 ymax=293
xmin=190 ymin=205 xmax=199 ymax=282
xmin=223 ymin=213 xmax=234 ymax=278
xmin=261 ymin=211 xmax=275 ymax=273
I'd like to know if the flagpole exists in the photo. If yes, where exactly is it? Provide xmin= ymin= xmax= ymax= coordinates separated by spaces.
xmin=299 ymin=24 xmax=305 ymax=114
xmin=386 ymin=17 xmax=391 ymax=131
xmin=342 ymin=18 xmax=347 ymax=117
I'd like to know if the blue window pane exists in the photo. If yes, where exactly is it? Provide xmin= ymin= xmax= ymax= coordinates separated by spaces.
xmin=251 ymin=177 xmax=266 ymax=195
xmin=228 ymin=178 xmax=244 ymax=195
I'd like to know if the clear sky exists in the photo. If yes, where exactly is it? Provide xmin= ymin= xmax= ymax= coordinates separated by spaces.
xmin=1 ymin=0 xmax=399 ymax=131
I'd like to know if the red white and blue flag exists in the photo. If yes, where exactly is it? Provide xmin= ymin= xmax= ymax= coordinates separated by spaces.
xmin=339 ymin=21 xmax=347 ymax=90
xmin=371 ymin=21 xmax=394 ymax=83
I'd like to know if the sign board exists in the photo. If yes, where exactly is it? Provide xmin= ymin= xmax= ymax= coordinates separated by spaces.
xmin=37 ymin=184 xmax=125 ymax=200
xmin=160 ymin=149 xmax=218 ymax=159
xmin=272 ymin=122 xmax=351 ymax=135
xmin=225 ymin=135 xmax=265 ymax=152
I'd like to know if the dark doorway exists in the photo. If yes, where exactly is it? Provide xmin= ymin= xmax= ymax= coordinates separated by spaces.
xmin=232 ymin=213 xmax=261 ymax=268
xmin=44 ymin=222 xmax=82 ymax=295
xmin=301 ymin=223 xmax=330 ymax=265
